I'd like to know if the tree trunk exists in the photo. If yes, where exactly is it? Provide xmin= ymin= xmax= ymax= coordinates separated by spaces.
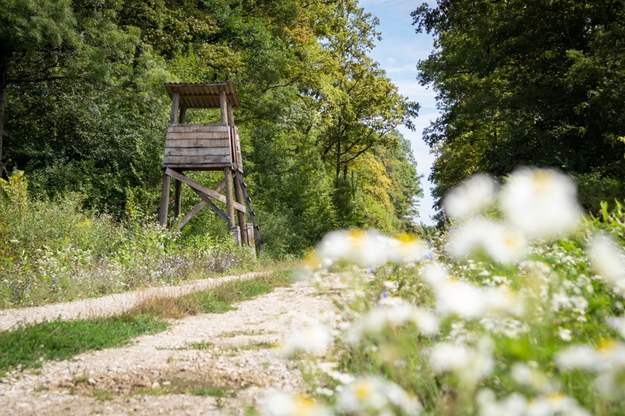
xmin=335 ymin=118 xmax=342 ymax=183
xmin=0 ymin=62 xmax=7 ymax=175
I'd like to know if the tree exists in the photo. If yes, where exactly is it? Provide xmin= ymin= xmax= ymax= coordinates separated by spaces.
xmin=3 ymin=0 xmax=424 ymax=253
xmin=0 ymin=0 xmax=77 ymax=173
xmin=413 ymin=0 xmax=625 ymax=212
xmin=319 ymin=0 xmax=419 ymax=182
xmin=4 ymin=0 xmax=170 ymax=213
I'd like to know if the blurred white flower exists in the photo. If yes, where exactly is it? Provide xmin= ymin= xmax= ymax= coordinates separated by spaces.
xmin=478 ymin=389 xmax=590 ymax=416
xmin=316 ymin=362 xmax=355 ymax=385
xmin=260 ymin=391 xmax=332 ymax=416
xmin=482 ymin=224 xmax=528 ymax=264
xmin=477 ymin=389 xmax=527 ymax=416
xmin=434 ymin=279 xmax=490 ymax=318
xmin=422 ymin=262 xmax=450 ymax=288
xmin=422 ymin=265 xmax=524 ymax=319
xmin=555 ymin=344 xmax=598 ymax=370
xmin=558 ymin=328 xmax=573 ymax=342
xmin=280 ymin=323 xmax=332 ymax=357
xmin=314 ymin=229 xmax=428 ymax=269
xmin=607 ymin=316 xmax=625 ymax=339
xmin=387 ymin=234 xmax=430 ymax=264
xmin=511 ymin=362 xmax=560 ymax=393
xmin=336 ymin=376 xmax=421 ymax=415
xmin=447 ymin=217 xmax=495 ymax=259
xmin=447 ymin=217 xmax=527 ymax=264
xmin=556 ymin=340 xmax=625 ymax=373
xmin=528 ymin=393 xmax=591 ymax=416
xmin=428 ymin=338 xmax=495 ymax=385
xmin=588 ymin=233 xmax=625 ymax=294
xmin=347 ymin=300 xmax=439 ymax=344
xmin=500 ymin=167 xmax=583 ymax=239
xmin=443 ymin=173 xmax=498 ymax=220
xmin=480 ymin=317 xmax=529 ymax=338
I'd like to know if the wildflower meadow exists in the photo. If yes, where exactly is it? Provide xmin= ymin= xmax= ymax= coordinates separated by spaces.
xmin=263 ymin=167 xmax=625 ymax=416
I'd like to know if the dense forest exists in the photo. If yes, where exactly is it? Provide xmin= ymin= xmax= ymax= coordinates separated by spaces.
xmin=413 ymin=0 xmax=625 ymax=214
xmin=0 ymin=0 xmax=421 ymax=256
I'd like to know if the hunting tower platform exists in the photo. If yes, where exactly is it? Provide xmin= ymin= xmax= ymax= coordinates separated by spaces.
xmin=158 ymin=82 xmax=260 ymax=250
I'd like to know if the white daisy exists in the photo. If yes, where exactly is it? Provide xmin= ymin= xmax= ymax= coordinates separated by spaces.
xmin=499 ymin=167 xmax=583 ymax=239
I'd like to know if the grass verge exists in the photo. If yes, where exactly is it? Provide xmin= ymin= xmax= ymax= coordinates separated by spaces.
xmin=129 ymin=270 xmax=293 ymax=319
xmin=0 ymin=270 xmax=293 ymax=377
xmin=0 ymin=314 xmax=167 ymax=376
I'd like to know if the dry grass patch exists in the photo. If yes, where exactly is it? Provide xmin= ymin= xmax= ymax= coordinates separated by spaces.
xmin=129 ymin=271 xmax=293 ymax=320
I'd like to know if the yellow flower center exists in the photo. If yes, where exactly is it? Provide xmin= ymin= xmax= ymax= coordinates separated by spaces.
xmin=397 ymin=233 xmax=419 ymax=244
xmin=293 ymin=396 xmax=316 ymax=416
xmin=348 ymin=229 xmax=366 ymax=249
xmin=597 ymin=338 xmax=615 ymax=353
xmin=303 ymin=251 xmax=321 ymax=269
xmin=355 ymin=381 xmax=373 ymax=400
xmin=546 ymin=392 xmax=564 ymax=402
xmin=504 ymin=233 xmax=521 ymax=249
xmin=531 ymin=170 xmax=553 ymax=194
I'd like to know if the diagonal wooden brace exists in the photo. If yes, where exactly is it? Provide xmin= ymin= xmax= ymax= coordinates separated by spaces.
xmin=165 ymin=168 xmax=246 ymax=213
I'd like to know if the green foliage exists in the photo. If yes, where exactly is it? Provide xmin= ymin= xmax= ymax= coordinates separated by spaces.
xmin=2 ymin=0 xmax=423 ymax=256
xmin=413 ymin=0 xmax=625 ymax=211
xmin=589 ymin=200 xmax=625 ymax=245
xmin=0 ymin=171 xmax=253 ymax=308
xmin=0 ymin=314 xmax=167 ymax=376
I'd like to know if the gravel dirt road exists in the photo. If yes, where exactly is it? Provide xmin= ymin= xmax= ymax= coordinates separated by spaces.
xmin=0 ymin=273 xmax=334 ymax=415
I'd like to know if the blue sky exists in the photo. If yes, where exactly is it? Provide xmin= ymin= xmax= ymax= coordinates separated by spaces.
xmin=359 ymin=0 xmax=438 ymax=224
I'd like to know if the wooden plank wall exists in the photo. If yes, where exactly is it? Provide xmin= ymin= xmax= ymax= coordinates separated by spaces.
xmin=164 ymin=124 xmax=232 ymax=168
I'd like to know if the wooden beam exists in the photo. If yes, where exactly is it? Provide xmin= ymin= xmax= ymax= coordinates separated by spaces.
xmin=234 ymin=173 xmax=248 ymax=245
xmin=159 ymin=172 xmax=171 ymax=225
xmin=174 ymin=179 xmax=182 ymax=219
xmin=165 ymin=168 xmax=246 ymax=213
xmin=219 ymin=90 xmax=228 ymax=124
xmin=175 ymin=200 xmax=206 ymax=232
xmin=227 ymin=102 xmax=235 ymax=127
xmin=164 ymin=148 xmax=231 ymax=157
xmin=214 ymin=180 xmax=225 ymax=193
xmin=178 ymin=105 xmax=187 ymax=124
xmin=224 ymin=167 xmax=236 ymax=229
xmin=192 ymin=188 xmax=230 ymax=223
xmin=167 ymin=124 xmax=229 ymax=133
xmin=169 ymin=92 xmax=180 ymax=125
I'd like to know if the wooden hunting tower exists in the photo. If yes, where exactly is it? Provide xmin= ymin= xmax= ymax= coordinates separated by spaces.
xmin=158 ymin=82 xmax=260 ymax=250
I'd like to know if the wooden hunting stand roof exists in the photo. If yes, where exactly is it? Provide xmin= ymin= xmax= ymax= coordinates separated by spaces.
xmin=164 ymin=82 xmax=240 ymax=109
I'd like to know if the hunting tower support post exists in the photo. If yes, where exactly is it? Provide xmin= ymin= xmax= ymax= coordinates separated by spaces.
xmin=158 ymin=82 xmax=261 ymax=251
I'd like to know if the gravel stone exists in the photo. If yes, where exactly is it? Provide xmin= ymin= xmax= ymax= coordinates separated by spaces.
xmin=0 ymin=274 xmax=335 ymax=415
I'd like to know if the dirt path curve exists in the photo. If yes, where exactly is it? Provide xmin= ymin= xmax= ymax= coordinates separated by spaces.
xmin=0 ymin=272 xmax=268 ymax=331
xmin=0 ymin=277 xmax=336 ymax=415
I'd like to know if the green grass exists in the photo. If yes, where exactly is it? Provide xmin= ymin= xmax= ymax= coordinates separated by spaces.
xmin=130 ymin=382 xmax=238 ymax=398
xmin=189 ymin=385 xmax=237 ymax=398
xmin=0 ymin=314 xmax=167 ymax=376
xmin=0 ymin=270 xmax=293 ymax=377
xmin=185 ymin=341 xmax=215 ymax=350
